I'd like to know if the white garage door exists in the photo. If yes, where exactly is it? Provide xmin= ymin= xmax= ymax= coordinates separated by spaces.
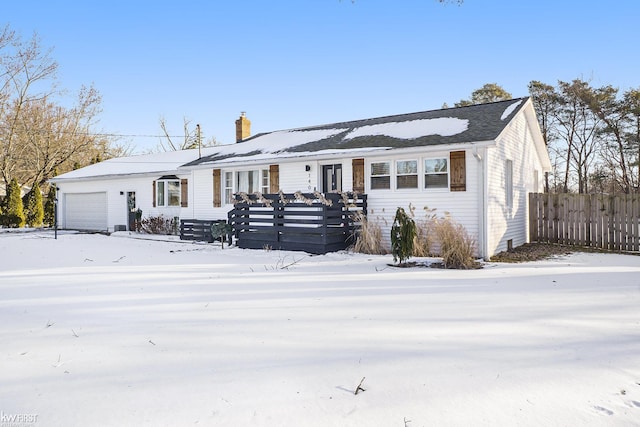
xmin=64 ymin=192 xmax=108 ymax=231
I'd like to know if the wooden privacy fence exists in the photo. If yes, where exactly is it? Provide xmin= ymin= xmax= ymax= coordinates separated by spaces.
xmin=529 ymin=193 xmax=640 ymax=251
xmin=228 ymin=192 xmax=367 ymax=254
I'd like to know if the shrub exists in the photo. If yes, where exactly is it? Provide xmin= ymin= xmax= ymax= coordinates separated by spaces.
xmin=411 ymin=205 xmax=437 ymax=257
xmin=433 ymin=214 xmax=477 ymax=269
xmin=2 ymin=178 xmax=25 ymax=228
xmin=43 ymin=185 xmax=56 ymax=227
xmin=391 ymin=207 xmax=416 ymax=265
xmin=139 ymin=215 xmax=177 ymax=235
xmin=351 ymin=211 xmax=387 ymax=255
xmin=24 ymin=183 xmax=44 ymax=227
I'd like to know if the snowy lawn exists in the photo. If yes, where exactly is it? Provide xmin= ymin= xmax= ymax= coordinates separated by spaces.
xmin=1 ymin=231 xmax=639 ymax=426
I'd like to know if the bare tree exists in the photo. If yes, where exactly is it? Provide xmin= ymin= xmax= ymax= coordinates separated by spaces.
xmin=0 ymin=27 xmax=58 ymax=187
xmin=0 ymin=25 xmax=116 ymax=188
xmin=529 ymin=78 xmax=640 ymax=194
xmin=158 ymin=116 xmax=198 ymax=151
xmin=156 ymin=116 xmax=218 ymax=152
xmin=14 ymin=85 xmax=110 ymax=185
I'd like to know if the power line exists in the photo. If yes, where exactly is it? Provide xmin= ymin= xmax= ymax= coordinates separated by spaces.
xmin=0 ymin=126 xmax=208 ymax=139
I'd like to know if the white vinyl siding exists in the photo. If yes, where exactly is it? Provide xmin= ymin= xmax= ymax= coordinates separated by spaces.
xmin=486 ymin=104 xmax=548 ymax=256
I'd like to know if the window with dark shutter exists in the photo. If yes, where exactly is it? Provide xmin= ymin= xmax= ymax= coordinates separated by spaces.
xmin=449 ymin=151 xmax=466 ymax=192
xmin=152 ymin=181 xmax=156 ymax=207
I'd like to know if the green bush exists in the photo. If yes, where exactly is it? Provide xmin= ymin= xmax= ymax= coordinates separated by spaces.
xmin=44 ymin=185 xmax=56 ymax=226
xmin=2 ymin=178 xmax=25 ymax=228
xmin=24 ymin=183 xmax=44 ymax=227
xmin=391 ymin=207 xmax=416 ymax=265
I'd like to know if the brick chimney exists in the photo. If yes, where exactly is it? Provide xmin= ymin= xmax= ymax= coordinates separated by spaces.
xmin=235 ymin=112 xmax=251 ymax=142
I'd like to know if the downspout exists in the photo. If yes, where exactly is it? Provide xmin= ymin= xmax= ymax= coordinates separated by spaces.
xmin=473 ymin=146 xmax=488 ymax=260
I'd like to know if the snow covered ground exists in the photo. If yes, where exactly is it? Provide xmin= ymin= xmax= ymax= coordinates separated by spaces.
xmin=1 ymin=230 xmax=639 ymax=427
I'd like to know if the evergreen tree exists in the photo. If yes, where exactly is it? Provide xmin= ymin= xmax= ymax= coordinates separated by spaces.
xmin=391 ymin=207 xmax=416 ymax=266
xmin=455 ymin=83 xmax=512 ymax=107
xmin=44 ymin=185 xmax=56 ymax=226
xmin=24 ymin=183 xmax=44 ymax=227
xmin=4 ymin=178 xmax=25 ymax=228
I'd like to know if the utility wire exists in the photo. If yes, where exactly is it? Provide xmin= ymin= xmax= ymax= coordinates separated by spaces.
xmin=0 ymin=126 xmax=204 ymax=139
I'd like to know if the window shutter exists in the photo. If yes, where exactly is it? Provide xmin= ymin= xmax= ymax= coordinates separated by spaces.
xmin=269 ymin=165 xmax=279 ymax=193
xmin=449 ymin=151 xmax=466 ymax=192
xmin=180 ymin=179 xmax=188 ymax=207
xmin=213 ymin=169 xmax=221 ymax=207
xmin=352 ymin=158 xmax=364 ymax=193
xmin=152 ymin=181 xmax=156 ymax=207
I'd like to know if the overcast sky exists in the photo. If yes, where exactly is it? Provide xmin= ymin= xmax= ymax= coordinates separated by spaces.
xmin=5 ymin=1 xmax=639 ymax=153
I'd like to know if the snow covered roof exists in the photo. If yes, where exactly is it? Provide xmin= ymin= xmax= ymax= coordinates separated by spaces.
xmin=51 ymin=98 xmax=530 ymax=181
xmin=184 ymin=97 xmax=530 ymax=167
xmin=51 ymin=147 xmax=222 ymax=181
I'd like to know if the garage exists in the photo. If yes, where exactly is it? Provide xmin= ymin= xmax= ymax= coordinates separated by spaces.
xmin=64 ymin=192 xmax=108 ymax=231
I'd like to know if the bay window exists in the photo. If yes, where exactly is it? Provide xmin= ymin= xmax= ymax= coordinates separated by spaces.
xmin=156 ymin=177 xmax=181 ymax=207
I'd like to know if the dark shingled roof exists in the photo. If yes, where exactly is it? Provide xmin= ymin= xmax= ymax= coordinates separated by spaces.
xmin=185 ymin=97 xmax=529 ymax=167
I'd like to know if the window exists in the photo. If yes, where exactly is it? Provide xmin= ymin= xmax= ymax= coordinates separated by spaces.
xmin=505 ymin=159 xmax=513 ymax=208
xmin=156 ymin=178 xmax=181 ymax=207
xmin=261 ymin=169 xmax=269 ymax=194
xmin=235 ymin=169 xmax=270 ymax=195
xmin=237 ymin=170 xmax=259 ymax=193
xmin=224 ymin=172 xmax=233 ymax=204
xmin=371 ymin=162 xmax=390 ymax=189
xmin=396 ymin=160 xmax=418 ymax=189
xmin=424 ymin=158 xmax=448 ymax=188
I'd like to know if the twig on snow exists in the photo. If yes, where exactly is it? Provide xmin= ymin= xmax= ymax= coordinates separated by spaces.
xmin=112 ymin=255 xmax=126 ymax=263
xmin=279 ymin=256 xmax=305 ymax=270
xmin=148 ymin=339 xmax=156 ymax=346
xmin=52 ymin=354 xmax=64 ymax=368
xmin=71 ymin=329 xmax=79 ymax=337
xmin=354 ymin=377 xmax=366 ymax=395
xmin=46 ymin=320 xmax=55 ymax=328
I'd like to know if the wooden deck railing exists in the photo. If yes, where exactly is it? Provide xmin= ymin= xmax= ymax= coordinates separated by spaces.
xmin=228 ymin=192 xmax=367 ymax=254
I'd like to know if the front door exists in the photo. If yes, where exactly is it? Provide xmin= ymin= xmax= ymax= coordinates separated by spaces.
xmin=322 ymin=164 xmax=342 ymax=192
xmin=127 ymin=192 xmax=136 ymax=231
